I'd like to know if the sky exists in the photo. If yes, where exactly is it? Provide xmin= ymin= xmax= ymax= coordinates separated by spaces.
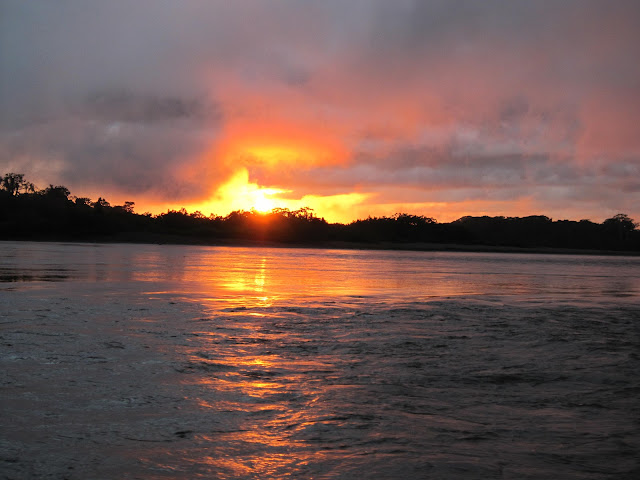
xmin=1 ymin=0 xmax=639 ymax=223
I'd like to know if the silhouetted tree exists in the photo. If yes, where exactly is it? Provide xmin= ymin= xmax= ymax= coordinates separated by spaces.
xmin=603 ymin=213 xmax=637 ymax=242
xmin=92 ymin=197 xmax=111 ymax=213
xmin=604 ymin=213 xmax=636 ymax=231
xmin=43 ymin=184 xmax=71 ymax=200
xmin=73 ymin=197 xmax=92 ymax=207
xmin=1 ymin=173 xmax=35 ymax=196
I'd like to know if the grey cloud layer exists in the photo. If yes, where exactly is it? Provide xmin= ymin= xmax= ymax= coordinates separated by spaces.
xmin=1 ymin=0 xmax=639 ymax=218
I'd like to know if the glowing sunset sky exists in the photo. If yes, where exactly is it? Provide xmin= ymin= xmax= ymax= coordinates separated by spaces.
xmin=1 ymin=0 xmax=639 ymax=223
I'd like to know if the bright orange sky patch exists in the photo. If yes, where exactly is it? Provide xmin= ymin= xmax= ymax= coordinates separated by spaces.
xmin=217 ymin=122 xmax=348 ymax=170
xmin=166 ymin=120 xmax=361 ymax=220
xmin=176 ymin=167 xmax=371 ymax=223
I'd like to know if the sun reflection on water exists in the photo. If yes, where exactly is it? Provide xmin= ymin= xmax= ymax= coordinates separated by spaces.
xmin=147 ymin=247 xmax=514 ymax=315
xmin=142 ymin=248 xmax=620 ymax=477
xmin=173 ymin=288 xmax=342 ymax=478
xmin=218 ymin=257 xmax=268 ymax=294
xmin=180 ymin=342 xmax=333 ymax=477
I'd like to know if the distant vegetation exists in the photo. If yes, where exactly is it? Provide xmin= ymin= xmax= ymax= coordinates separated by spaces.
xmin=1 ymin=173 xmax=639 ymax=252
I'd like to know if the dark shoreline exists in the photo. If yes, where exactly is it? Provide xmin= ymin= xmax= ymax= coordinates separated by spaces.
xmin=3 ymin=180 xmax=639 ymax=255
xmin=3 ymin=233 xmax=639 ymax=257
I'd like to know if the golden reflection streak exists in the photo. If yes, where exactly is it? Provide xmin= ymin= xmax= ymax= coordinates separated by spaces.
xmin=183 ymin=328 xmax=333 ymax=477
xmin=173 ymin=249 xmax=497 ymax=477
xmin=184 ymin=248 xmax=492 ymax=314
xmin=217 ymin=256 xmax=268 ymax=295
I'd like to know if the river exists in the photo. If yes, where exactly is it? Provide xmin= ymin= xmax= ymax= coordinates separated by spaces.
xmin=1 ymin=241 xmax=639 ymax=479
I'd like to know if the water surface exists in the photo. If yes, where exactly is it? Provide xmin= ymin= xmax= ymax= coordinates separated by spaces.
xmin=1 ymin=242 xmax=639 ymax=479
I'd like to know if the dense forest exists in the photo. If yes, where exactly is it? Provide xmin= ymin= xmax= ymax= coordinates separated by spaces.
xmin=1 ymin=173 xmax=638 ymax=252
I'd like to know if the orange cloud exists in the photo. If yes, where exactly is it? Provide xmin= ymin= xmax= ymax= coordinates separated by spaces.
xmin=217 ymin=122 xmax=348 ymax=171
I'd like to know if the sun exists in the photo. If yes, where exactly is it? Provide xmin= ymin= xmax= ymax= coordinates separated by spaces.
xmin=182 ymin=166 xmax=372 ymax=223
xmin=190 ymin=168 xmax=288 ymax=215
xmin=252 ymin=189 xmax=276 ymax=213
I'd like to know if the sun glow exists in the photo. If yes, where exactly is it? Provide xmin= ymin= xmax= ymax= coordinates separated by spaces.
xmin=200 ymin=168 xmax=288 ymax=214
xmin=244 ymin=145 xmax=304 ymax=166
xmin=252 ymin=189 xmax=277 ymax=213
xmin=181 ymin=165 xmax=372 ymax=223
xmin=169 ymin=127 xmax=371 ymax=221
xmin=217 ymin=122 xmax=348 ymax=170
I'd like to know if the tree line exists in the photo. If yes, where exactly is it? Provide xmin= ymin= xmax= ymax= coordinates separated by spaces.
xmin=1 ymin=173 xmax=638 ymax=252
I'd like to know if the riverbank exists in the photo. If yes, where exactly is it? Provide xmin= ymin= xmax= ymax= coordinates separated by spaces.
xmin=3 ymin=232 xmax=639 ymax=257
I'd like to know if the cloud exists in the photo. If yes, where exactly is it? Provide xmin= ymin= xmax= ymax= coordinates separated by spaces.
xmin=0 ymin=89 xmax=222 ymax=200
xmin=1 ymin=0 xmax=639 ymax=221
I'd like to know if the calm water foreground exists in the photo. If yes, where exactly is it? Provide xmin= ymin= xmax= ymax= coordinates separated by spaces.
xmin=1 ymin=241 xmax=639 ymax=479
